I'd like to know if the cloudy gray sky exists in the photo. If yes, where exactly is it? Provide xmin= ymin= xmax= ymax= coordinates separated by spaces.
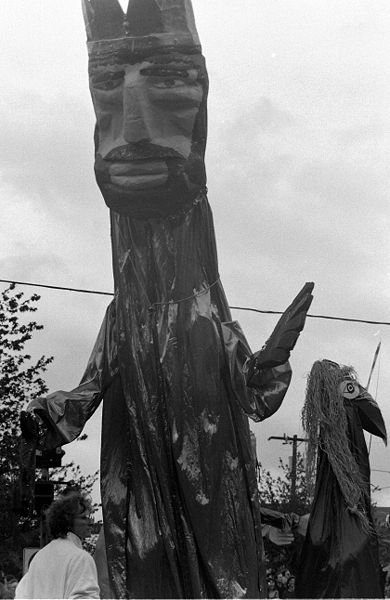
xmin=1 ymin=0 xmax=390 ymax=509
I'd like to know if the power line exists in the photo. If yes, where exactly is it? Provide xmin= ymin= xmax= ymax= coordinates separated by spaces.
xmin=230 ymin=306 xmax=390 ymax=327
xmin=0 ymin=279 xmax=113 ymax=297
xmin=1 ymin=277 xmax=390 ymax=327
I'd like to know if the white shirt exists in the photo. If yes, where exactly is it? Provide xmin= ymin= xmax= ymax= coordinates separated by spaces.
xmin=15 ymin=532 xmax=100 ymax=599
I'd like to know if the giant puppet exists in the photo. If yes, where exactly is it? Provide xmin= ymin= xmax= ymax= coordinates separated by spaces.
xmin=21 ymin=1 xmax=314 ymax=597
xmin=295 ymin=359 xmax=387 ymax=599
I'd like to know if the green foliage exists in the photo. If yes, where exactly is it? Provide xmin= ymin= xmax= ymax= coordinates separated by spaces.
xmin=0 ymin=285 xmax=53 ymax=575
xmin=0 ymin=285 xmax=53 ymax=480
xmin=259 ymin=454 xmax=311 ymax=515
xmin=0 ymin=284 xmax=99 ymax=576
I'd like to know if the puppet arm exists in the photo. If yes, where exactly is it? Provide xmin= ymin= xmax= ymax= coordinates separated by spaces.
xmin=221 ymin=320 xmax=292 ymax=421
xmin=24 ymin=300 xmax=118 ymax=449
xmin=221 ymin=282 xmax=313 ymax=421
xmin=246 ymin=282 xmax=314 ymax=373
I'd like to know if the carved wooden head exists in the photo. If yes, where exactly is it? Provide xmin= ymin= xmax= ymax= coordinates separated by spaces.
xmin=83 ymin=0 xmax=208 ymax=219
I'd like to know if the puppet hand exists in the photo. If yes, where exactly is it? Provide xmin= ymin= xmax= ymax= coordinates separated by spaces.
xmin=268 ymin=526 xmax=294 ymax=546
xmin=248 ymin=282 xmax=314 ymax=376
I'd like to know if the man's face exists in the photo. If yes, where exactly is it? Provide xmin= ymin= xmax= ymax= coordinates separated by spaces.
xmin=89 ymin=48 xmax=208 ymax=218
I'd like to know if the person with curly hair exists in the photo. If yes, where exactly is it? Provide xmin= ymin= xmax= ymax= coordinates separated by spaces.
xmin=15 ymin=490 xmax=100 ymax=599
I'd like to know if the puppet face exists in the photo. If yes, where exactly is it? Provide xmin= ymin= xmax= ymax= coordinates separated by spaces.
xmin=89 ymin=49 xmax=208 ymax=218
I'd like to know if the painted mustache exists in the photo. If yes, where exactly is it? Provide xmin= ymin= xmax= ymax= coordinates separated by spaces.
xmin=104 ymin=143 xmax=183 ymax=162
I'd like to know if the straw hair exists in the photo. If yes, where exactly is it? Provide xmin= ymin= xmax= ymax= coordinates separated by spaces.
xmin=302 ymin=360 xmax=371 ymax=530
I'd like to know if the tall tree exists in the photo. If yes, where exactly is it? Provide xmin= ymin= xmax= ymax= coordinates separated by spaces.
xmin=0 ymin=284 xmax=53 ymax=575
xmin=0 ymin=284 xmax=98 ymax=577
xmin=0 ymin=285 xmax=53 ymax=478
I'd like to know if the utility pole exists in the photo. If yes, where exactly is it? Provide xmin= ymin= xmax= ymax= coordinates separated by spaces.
xmin=268 ymin=434 xmax=308 ymax=510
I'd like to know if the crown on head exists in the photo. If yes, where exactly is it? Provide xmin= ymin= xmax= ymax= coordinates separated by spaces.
xmin=82 ymin=0 xmax=201 ymax=52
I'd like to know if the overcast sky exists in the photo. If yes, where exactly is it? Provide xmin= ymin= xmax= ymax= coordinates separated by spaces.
xmin=1 ymin=0 xmax=390 ymax=510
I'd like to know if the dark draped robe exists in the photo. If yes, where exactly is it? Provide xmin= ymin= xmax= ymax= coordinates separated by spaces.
xmin=296 ymin=397 xmax=385 ymax=599
xmin=30 ymin=194 xmax=292 ymax=599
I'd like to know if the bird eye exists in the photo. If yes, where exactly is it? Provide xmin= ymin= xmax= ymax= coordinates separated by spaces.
xmin=339 ymin=380 xmax=360 ymax=399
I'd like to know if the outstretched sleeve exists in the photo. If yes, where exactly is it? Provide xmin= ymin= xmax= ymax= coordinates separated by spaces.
xmin=222 ymin=320 xmax=292 ymax=422
xmin=28 ymin=300 xmax=118 ymax=449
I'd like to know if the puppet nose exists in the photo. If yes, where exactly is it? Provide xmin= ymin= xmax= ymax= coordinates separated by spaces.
xmin=123 ymin=87 xmax=151 ymax=143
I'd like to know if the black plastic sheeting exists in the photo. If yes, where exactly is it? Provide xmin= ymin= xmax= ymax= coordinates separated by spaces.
xmin=28 ymin=195 xmax=309 ymax=598
xmin=296 ymin=376 xmax=387 ymax=599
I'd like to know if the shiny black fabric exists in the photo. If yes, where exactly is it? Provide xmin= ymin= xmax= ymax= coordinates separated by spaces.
xmin=30 ymin=194 xmax=294 ymax=599
xmin=296 ymin=396 xmax=385 ymax=599
xmin=107 ymin=195 xmax=290 ymax=598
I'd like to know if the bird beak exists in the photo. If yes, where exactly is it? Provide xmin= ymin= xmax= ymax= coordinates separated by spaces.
xmin=355 ymin=387 xmax=387 ymax=444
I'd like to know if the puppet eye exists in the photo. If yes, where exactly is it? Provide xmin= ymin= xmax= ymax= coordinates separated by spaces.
xmin=339 ymin=380 xmax=360 ymax=399
xmin=92 ymin=71 xmax=124 ymax=91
